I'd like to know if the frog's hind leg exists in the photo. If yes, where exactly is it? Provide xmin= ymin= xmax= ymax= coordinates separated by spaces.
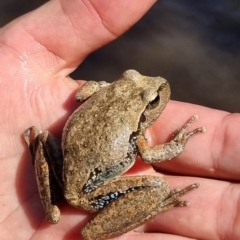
xmin=81 ymin=176 xmax=199 ymax=240
xmin=23 ymin=126 xmax=63 ymax=224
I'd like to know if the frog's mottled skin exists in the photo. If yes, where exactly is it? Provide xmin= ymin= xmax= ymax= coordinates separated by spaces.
xmin=23 ymin=70 xmax=206 ymax=240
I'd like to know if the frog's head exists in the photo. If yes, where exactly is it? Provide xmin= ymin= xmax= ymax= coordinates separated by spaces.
xmin=121 ymin=69 xmax=171 ymax=130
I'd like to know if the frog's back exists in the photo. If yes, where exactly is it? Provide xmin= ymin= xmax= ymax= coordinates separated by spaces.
xmin=62 ymin=80 xmax=146 ymax=183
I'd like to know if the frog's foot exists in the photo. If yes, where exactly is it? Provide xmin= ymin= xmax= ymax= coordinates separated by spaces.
xmin=160 ymin=183 xmax=200 ymax=209
xmin=137 ymin=115 xmax=206 ymax=163
xmin=169 ymin=182 xmax=200 ymax=196
xmin=75 ymin=81 xmax=110 ymax=102
xmin=23 ymin=126 xmax=42 ymax=155
xmin=172 ymin=115 xmax=206 ymax=143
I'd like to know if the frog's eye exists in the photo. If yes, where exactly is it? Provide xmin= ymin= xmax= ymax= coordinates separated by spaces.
xmin=142 ymin=89 xmax=159 ymax=105
xmin=140 ymin=90 xmax=160 ymax=124
xmin=148 ymin=94 xmax=160 ymax=109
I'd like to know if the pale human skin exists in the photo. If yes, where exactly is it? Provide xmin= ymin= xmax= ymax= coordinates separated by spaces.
xmin=0 ymin=0 xmax=239 ymax=240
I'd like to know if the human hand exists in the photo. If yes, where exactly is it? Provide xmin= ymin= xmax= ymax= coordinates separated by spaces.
xmin=143 ymin=101 xmax=240 ymax=240
xmin=0 ymin=0 xmax=239 ymax=239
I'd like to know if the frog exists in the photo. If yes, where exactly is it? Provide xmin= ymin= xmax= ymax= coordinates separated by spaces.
xmin=23 ymin=69 xmax=206 ymax=240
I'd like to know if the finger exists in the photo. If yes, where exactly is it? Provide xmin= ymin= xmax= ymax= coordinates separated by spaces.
xmin=119 ymin=232 xmax=195 ymax=240
xmin=1 ymin=0 xmax=156 ymax=77
xmin=148 ymin=101 xmax=240 ymax=181
xmin=143 ymin=175 xmax=240 ymax=240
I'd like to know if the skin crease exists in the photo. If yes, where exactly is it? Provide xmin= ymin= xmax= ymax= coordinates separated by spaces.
xmin=0 ymin=0 xmax=239 ymax=239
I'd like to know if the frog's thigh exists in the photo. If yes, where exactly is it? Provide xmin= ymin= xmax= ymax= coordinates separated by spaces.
xmin=82 ymin=176 xmax=170 ymax=240
xmin=73 ymin=175 xmax=167 ymax=212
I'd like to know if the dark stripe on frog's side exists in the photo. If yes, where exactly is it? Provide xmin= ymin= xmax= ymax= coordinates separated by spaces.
xmin=82 ymin=135 xmax=138 ymax=193
xmin=89 ymin=186 xmax=147 ymax=210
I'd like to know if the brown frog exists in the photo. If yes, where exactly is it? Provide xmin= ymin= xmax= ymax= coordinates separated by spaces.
xmin=23 ymin=69 xmax=206 ymax=240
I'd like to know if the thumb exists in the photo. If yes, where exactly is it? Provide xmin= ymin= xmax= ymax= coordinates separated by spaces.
xmin=2 ymin=0 xmax=156 ymax=77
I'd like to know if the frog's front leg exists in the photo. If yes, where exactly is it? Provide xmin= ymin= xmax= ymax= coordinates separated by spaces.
xmin=75 ymin=81 xmax=110 ymax=102
xmin=81 ymin=176 xmax=199 ymax=240
xmin=137 ymin=115 xmax=206 ymax=163
xmin=23 ymin=126 xmax=63 ymax=224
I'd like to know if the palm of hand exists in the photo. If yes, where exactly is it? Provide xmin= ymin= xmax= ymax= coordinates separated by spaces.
xmin=0 ymin=1 xmax=240 ymax=240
